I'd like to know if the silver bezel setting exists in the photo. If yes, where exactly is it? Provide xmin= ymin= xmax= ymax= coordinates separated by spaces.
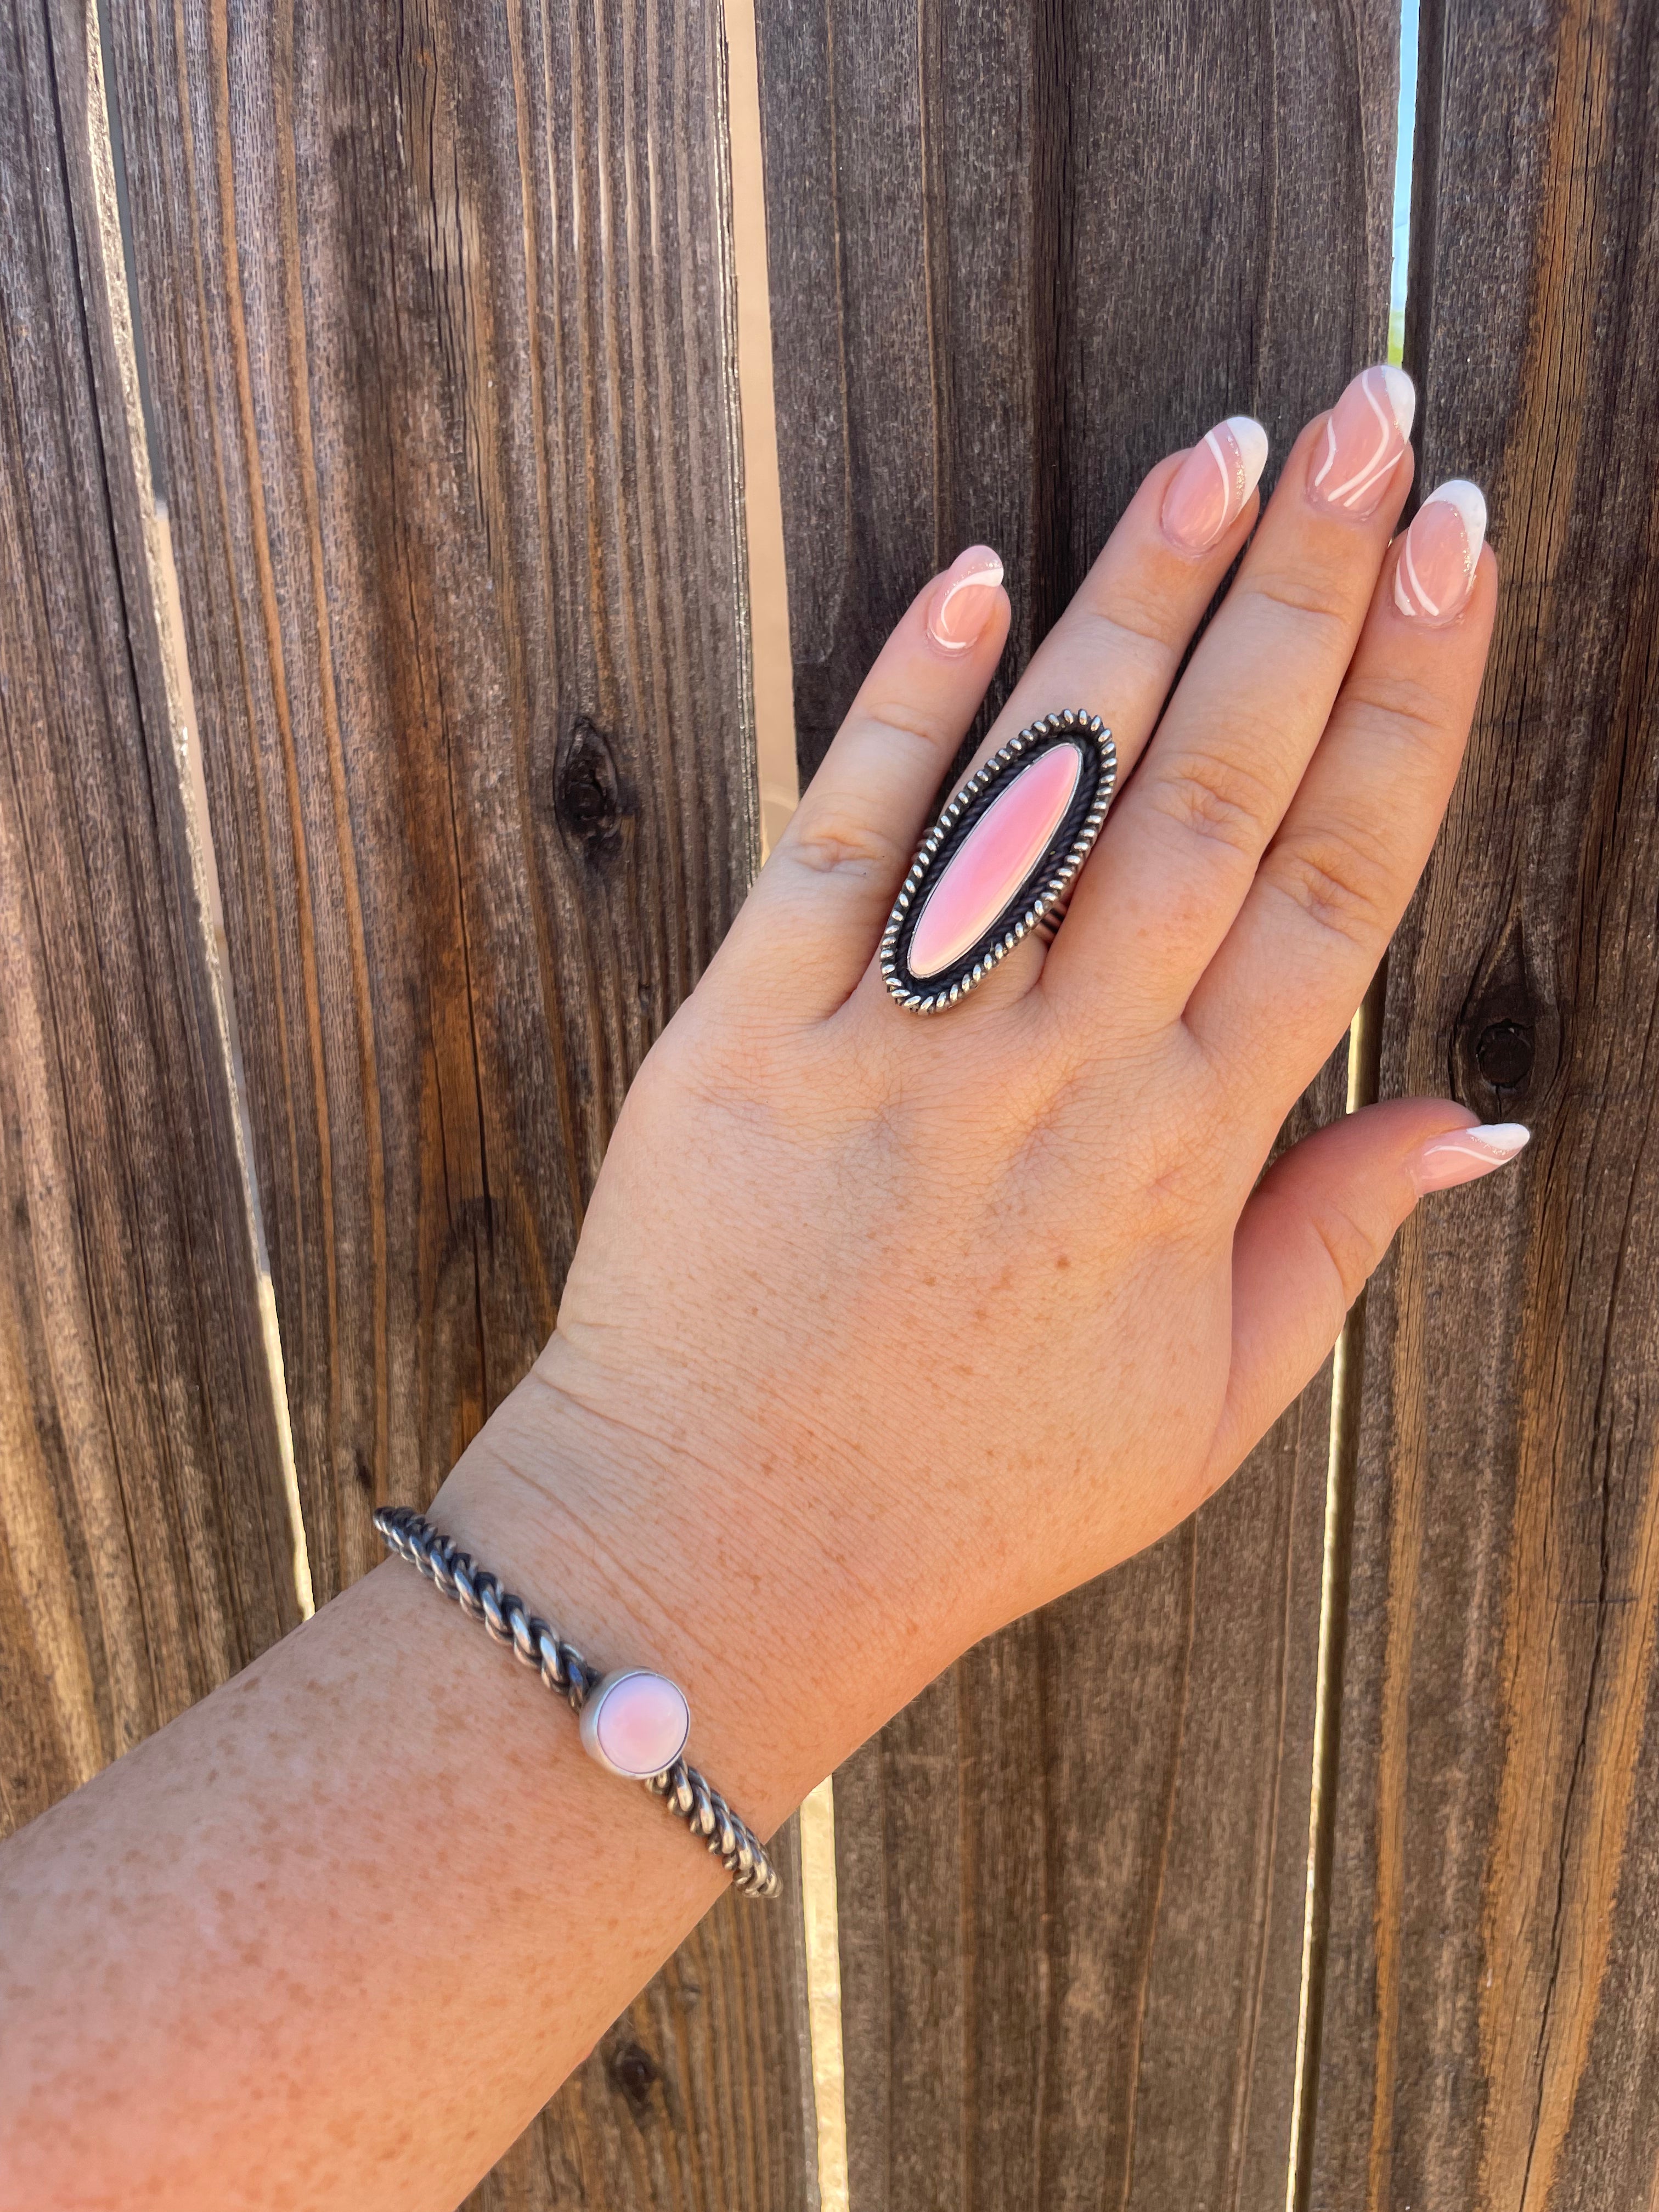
xmin=579 ymin=1667 xmax=692 ymax=1781
xmin=880 ymin=709 xmax=1117 ymax=1013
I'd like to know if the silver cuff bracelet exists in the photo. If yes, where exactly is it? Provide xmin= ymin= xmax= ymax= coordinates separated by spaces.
xmin=373 ymin=1506 xmax=779 ymax=1898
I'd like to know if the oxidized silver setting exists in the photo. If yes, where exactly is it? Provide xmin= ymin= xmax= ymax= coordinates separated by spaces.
xmin=371 ymin=1506 xmax=779 ymax=1897
xmin=881 ymin=710 xmax=1116 ymax=1013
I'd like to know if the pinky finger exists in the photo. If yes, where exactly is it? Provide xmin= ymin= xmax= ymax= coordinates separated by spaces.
xmin=1204 ymin=1100 xmax=1531 ymax=1483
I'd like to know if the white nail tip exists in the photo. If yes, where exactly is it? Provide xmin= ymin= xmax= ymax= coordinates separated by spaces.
xmin=1375 ymin=364 xmax=1417 ymax=438
xmin=928 ymin=550 xmax=1006 ymax=649
xmin=1455 ymin=1121 xmax=1531 ymax=1160
xmin=1424 ymin=477 xmax=1488 ymax=551
xmin=1226 ymin=415 xmax=1270 ymax=497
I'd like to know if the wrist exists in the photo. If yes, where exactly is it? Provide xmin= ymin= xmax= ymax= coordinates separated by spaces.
xmin=426 ymin=1336 xmax=949 ymax=1837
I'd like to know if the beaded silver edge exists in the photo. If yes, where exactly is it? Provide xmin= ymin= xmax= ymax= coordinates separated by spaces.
xmin=880 ymin=709 xmax=1117 ymax=1013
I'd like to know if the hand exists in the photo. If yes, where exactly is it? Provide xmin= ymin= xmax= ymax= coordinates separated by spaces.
xmin=443 ymin=366 xmax=1508 ymax=1815
xmin=0 ymin=370 xmax=1514 ymax=2212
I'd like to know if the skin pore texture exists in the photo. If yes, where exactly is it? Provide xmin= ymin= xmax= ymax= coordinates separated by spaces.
xmin=0 ymin=370 xmax=1509 ymax=2212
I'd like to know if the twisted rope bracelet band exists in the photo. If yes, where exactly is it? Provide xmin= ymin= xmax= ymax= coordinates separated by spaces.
xmin=373 ymin=1506 xmax=780 ymax=1899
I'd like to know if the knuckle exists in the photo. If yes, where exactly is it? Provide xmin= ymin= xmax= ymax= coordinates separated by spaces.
xmin=1265 ymin=820 xmax=1393 ymax=946
xmin=782 ymin=808 xmax=904 ymax=879
xmin=1073 ymin=595 xmax=1181 ymax=670
xmin=1240 ymin=566 xmax=1356 ymax=642
xmin=1307 ymin=1195 xmax=1385 ymax=1308
xmin=1337 ymin=669 xmax=1458 ymax=749
xmin=856 ymin=700 xmax=951 ymax=755
xmin=1149 ymin=745 xmax=1278 ymax=857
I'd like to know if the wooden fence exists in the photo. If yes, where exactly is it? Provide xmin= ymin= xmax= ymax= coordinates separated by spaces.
xmin=3 ymin=0 xmax=1657 ymax=2205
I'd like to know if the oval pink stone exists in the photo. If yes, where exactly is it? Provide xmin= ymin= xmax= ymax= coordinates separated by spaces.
xmin=909 ymin=741 xmax=1082 ymax=979
xmin=584 ymin=1670 xmax=690 ymax=1780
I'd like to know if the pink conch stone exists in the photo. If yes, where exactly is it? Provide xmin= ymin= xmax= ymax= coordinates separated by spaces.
xmin=909 ymin=741 xmax=1083 ymax=979
xmin=590 ymin=1671 xmax=690 ymax=1779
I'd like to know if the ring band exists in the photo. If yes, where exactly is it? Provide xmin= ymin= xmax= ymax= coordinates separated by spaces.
xmin=879 ymin=710 xmax=1115 ymax=1013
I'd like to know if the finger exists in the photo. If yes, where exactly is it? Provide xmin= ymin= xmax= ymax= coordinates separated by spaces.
xmin=976 ymin=416 xmax=1271 ymax=795
xmin=718 ymin=545 xmax=1011 ymax=1019
xmin=837 ymin=416 xmax=1273 ymax=1023
xmin=1188 ymin=487 xmax=1497 ymax=1104
xmin=1044 ymin=365 xmax=1417 ymax=1029
xmin=1204 ymin=1100 xmax=1530 ymax=1482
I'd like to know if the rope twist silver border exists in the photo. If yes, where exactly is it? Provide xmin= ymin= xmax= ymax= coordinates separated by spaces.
xmin=373 ymin=1506 xmax=780 ymax=1898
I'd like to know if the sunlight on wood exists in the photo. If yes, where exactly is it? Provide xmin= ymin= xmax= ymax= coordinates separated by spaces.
xmin=153 ymin=506 xmax=314 ymax=1622
xmin=799 ymin=1778 xmax=850 ymax=2212
xmin=87 ymin=0 xmax=313 ymax=1621
xmin=724 ymin=0 xmax=799 ymax=856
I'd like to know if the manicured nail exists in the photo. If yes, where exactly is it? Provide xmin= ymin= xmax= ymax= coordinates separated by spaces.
xmin=1161 ymin=416 xmax=1269 ymax=552
xmin=1393 ymin=479 xmax=1487 ymax=623
xmin=926 ymin=545 xmax=1005 ymax=652
xmin=1308 ymin=364 xmax=1415 ymax=516
xmin=1407 ymin=1120 xmax=1530 ymax=1195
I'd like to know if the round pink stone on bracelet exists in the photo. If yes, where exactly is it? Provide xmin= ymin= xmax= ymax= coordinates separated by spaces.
xmin=579 ymin=1669 xmax=692 ymax=1780
xmin=370 ymin=1506 xmax=778 ymax=1895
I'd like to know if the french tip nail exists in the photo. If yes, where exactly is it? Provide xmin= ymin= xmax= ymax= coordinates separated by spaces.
xmin=1393 ymin=476 xmax=1487 ymax=621
xmin=1408 ymin=1119 xmax=1531 ymax=1195
xmin=1425 ymin=477 xmax=1488 ymax=544
xmin=1225 ymin=416 xmax=1270 ymax=494
xmin=1462 ymin=1120 xmax=1531 ymax=1164
xmin=926 ymin=546 xmax=1005 ymax=651
xmin=1376 ymin=363 xmax=1417 ymax=437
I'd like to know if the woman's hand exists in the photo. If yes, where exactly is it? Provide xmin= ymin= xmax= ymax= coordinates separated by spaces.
xmin=444 ymin=365 xmax=1508 ymax=1819
xmin=4 ymin=367 xmax=1516 ymax=2212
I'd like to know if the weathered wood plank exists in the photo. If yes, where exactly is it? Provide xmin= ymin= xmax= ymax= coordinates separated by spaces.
xmin=0 ymin=0 xmax=297 ymax=1838
xmin=105 ymin=0 xmax=761 ymax=1598
xmin=1308 ymin=4 xmax=1659 ymax=2206
xmin=103 ymin=0 xmax=814 ymax=2200
xmin=757 ymin=2 xmax=1398 ymax=2203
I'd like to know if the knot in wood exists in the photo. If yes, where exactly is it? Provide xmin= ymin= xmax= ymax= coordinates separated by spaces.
xmin=1475 ymin=1018 xmax=1533 ymax=1089
xmin=608 ymin=2039 xmax=661 ymax=2118
xmin=556 ymin=716 xmax=625 ymax=850
xmin=1452 ymin=925 xmax=1555 ymax=1114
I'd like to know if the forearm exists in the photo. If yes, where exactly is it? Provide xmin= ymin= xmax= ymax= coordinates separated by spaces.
xmin=0 ymin=1353 xmax=938 ymax=2212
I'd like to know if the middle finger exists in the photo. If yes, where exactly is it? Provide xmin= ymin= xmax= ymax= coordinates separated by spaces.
xmin=1043 ymin=364 xmax=1417 ymax=1031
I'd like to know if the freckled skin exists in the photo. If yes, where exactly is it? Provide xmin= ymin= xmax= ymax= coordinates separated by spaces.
xmin=0 ymin=385 xmax=1501 ymax=2211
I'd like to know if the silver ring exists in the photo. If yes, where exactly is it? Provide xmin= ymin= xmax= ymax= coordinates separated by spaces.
xmin=879 ymin=710 xmax=1116 ymax=1013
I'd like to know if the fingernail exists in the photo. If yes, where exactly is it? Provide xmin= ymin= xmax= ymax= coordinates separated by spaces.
xmin=1393 ymin=479 xmax=1487 ymax=623
xmin=926 ymin=545 xmax=1005 ymax=652
xmin=1308 ymin=364 xmax=1415 ymax=516
xmin=1161 ymin=416 xmax=1269 ymax=552
xmin=1407 ymin=1120 xmax=1530 ymax=1195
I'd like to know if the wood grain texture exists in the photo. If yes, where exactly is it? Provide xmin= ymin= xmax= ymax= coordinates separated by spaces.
xmin=473 ymin=1821 xmax=816 ymax=2212
xmin=0 ymin=0 xmax=297 ymax=1839
xmin=1308 ymin=4 xmax=1659 ymax=2207
xmin=103 ymin=0 xmax=812 ymax=2201
xmin=756 ymin=2 xmax=1398 ymax=2203
xmin=758 ymin=0 xmax=1400 ymax=781
xmin=105 ymin=0 xmax=760 ymax=1596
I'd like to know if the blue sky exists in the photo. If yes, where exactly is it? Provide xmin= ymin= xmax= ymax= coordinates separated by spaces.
xmin=1390 ymin=0 xmax=1419 ymax=358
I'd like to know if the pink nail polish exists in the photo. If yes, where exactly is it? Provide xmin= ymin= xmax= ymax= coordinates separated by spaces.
xmin=1393 ymin=480 xmax=1487 ymax=623
xmin=907 ymin=740 xmax=1083 ymax=979
xmin=926 ymin=546 xmax=1005 ymax=652
xmin=1308 ymin=364 xmax=1415 ymax=516
xmin=1407 ymin=1120 xmax=1530 ymax=1194
xmin=1161 ymin=416 xmax=1269 ymax=552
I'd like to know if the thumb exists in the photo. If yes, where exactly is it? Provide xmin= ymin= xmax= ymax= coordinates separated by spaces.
xmin=1207 ymin=1099 xmax=1530 ymax=1481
